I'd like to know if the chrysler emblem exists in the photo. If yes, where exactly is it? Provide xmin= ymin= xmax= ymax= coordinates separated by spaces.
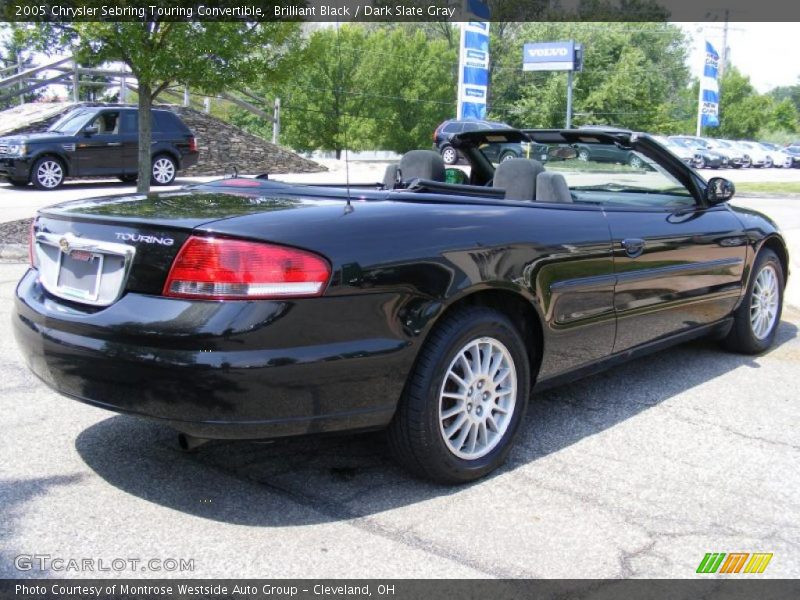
xmin=59 ymin=238 xmax=70 ymax=253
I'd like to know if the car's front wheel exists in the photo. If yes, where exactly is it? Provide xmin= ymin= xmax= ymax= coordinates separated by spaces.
xmin=723 ymin=248 xmax=784 ymax=354
xmin=31 ymin=157 xmax=65 ymax=190
xmin=151 ymin=155 xmax=177 ymax=185
xmin=388 ymin=306 xmax=531 ymax=484
xmin=441 ymin=145 xmax=458 ymax=165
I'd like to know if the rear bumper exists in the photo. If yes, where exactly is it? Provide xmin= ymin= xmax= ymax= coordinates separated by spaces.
xmin=179 ymin=151 xmax=199 ymax=170
xmin=13 ymin=269 xmax=414 ymax=439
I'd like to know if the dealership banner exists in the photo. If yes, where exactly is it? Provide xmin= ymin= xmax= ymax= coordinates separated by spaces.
xmin=456 ymin=2 xmax=490 ymax=120
xmin=700 ymin=40 xmax=720 ymax=128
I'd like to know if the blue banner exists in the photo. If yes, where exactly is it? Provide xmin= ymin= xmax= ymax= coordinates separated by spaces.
xmin=457 ymin=14 xmax=490 ymax=120
xmin=700 ymin=41 xmax=720 ymax=128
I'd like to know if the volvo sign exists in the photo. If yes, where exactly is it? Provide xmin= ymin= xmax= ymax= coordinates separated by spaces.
xmin=523 ymin=41 xmax=576 ymax=72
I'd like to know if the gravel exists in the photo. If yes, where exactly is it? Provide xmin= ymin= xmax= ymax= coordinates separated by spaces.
xmin=0 ymin=218 xmax=32 ymax=245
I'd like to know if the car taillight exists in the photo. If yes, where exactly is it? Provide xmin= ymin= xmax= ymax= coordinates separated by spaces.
xmin=188 ymin=136 xmax=198 ymax=152
xmin=163 ymin=236 xmax=331 ymax=300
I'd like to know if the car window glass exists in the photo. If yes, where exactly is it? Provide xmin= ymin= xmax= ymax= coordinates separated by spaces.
xmin=47 ymin=109 xmax=94 ymax=134
xmin=442 ymin=122 xmax=459 ymax=134
xmin=462 ymin=122 xmax=481 ymax=132
xmin=120 ymin=112 xmax=138 ymax=134
xmin=538 ymin=143 xmax=694 ymax=209
xmin=89 ymin=112 xmax=120 ymax=134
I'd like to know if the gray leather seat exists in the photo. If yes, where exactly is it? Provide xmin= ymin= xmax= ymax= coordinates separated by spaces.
xmin=384 ymin=150 xmax=446 ymax=189
xmin=535 ymin=171 xmax=573 ymax=203
xmin=492 ymin=158 xmax=545 ymax=201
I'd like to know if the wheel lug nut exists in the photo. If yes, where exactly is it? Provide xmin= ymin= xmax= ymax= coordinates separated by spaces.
xmin=467 ymin=403 xmax=472 ymax=412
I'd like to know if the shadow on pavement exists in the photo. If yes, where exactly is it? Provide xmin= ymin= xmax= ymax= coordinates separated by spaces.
xmin=75 ymin=320 xmax=797 ymax=527
xmin=0 ymin=474 xmax=85 ymax=578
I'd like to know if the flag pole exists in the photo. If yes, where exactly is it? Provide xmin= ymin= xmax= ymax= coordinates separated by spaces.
xmin=695 ymin=29 xmax=704 ymax=137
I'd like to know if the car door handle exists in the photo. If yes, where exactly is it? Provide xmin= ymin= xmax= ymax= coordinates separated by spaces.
xmin=621 ymin=238 xmax=646 ymax=258
xmin=106 ymin=142 xmax=122 ymax=147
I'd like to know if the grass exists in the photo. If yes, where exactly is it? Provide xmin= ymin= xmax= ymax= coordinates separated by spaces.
xmin=734 ymin=182 xmax=800 ymax=195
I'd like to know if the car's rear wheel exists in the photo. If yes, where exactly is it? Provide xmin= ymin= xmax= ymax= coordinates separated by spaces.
xmin=723 ymin=248 xmax=784 ymax=354
xmin=151 ymin=155 xmax=177 ymax=185
xmin=31 ymin=157 xmax=65 ymax=190
xmin=387 ymin=306 xmax=530 ymax=484
xmin=628 ymin=155 xmax=644 ymax=169
xmin=118 ymin=174 xmax=138 ymax=183
xmin=577 ymin=148 xmax=590 ymax=161
xmin=441 ymin=145 xmax=458 ymax=165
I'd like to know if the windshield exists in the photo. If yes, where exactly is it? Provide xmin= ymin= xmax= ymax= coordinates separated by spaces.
xmin=48 ymin=109 xmax=94 ymax=134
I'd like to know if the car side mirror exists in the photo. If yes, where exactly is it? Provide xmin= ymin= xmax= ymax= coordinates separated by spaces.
xmin=83 ymin=126 xmax=98 ymax=136
xmin=706 ymin=177 xmax=735 ymax=204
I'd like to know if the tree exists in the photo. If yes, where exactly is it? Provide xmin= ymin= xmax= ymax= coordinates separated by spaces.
xmin=0 ymin=24 xmax=44 ymax=109
xmin=25 ymin=22 xmax=300 ymax=192
xmin=488 ymin=22 xmax=691 ymax=132
xmin=358 ymin=27 xmax=456 ymax=153
xmin=713 ymin=67 xmax=770 ymax=139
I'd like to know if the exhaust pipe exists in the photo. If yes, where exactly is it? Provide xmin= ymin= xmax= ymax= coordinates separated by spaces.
xmin=177 ymin=433 xmax=210 ymax=452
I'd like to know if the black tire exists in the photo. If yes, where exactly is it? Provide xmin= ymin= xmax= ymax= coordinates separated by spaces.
xmin=722 ymin=248 xmax=784 ymax=354
xmin=31 ymin=156 xmax=65 ymax=190
xmin=7 ymin=178 xmax=28 ymax=187
xmin=695 ymin=156 xmax=706 ymax=169
xmin=441 ymin=145 xmax=458 ymax=165
xmin=118 ymin=174 xmax=138 ymax=183
xmin=628 ymin=155 xmax=644 ymax=169
xmin=151 ymin=154 xmax=177 ymax=185
xmin=387 ymin=306 xmax=531 ymax=484
xmin=499 ymin=151 xmax=518 ymax=163
xmin=764 ymin=157 xmax=773 ymax=168
xmin=577 ymin=148 xmax=590 ymax=161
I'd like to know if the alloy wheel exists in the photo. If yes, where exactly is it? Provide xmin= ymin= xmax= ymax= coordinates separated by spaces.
xmin=438 ymin=336 xmax=517 ymax=460
xmin=152 ymin=157 xmax=176 ymax=184
xmin=750 ymin=264 xmax=779 ymax=340
xmin=36 ymin=160 xmax=63 ymax=188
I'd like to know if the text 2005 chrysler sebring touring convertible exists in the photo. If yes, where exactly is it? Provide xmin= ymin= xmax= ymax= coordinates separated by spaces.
xmin=14 ymin=128 xmax=789 ymax=483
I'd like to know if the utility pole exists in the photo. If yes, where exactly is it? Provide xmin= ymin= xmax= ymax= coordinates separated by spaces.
xmin=720 ymin=9 xmax=729 ymax=80
xmin=566 ymin=70 xmax=573 ymax=129
xmin=17 ymin=55 xmax=24 ymax=105
xmin=72 ymin=60 xmax=79 ymax=102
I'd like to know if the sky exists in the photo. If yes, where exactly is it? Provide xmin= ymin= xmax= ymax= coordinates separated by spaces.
xmin=680 ymin=22 xmax=800 ymax=92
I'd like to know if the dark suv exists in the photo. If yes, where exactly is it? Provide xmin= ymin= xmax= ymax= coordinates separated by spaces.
xmin=434 ymin=119 xmax=509 ymax=164
xmin=0 ymin=106 xmax=198 ymax=190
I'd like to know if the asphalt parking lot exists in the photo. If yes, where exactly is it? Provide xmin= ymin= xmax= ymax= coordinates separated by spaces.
xmin=0 ymin=168 xmax=799 ymax=579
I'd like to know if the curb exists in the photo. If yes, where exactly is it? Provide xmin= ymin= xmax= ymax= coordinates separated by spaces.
xmin=0 ymin=243 xmax=27 ymax=262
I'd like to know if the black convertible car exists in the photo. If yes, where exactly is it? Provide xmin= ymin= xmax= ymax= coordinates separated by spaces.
xmin=14 ymin=128 xmax=788 ymax=484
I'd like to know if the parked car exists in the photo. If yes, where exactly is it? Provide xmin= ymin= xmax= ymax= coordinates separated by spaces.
xmin=572 ymin=140 xmax=645 ymax=168
xmin=14 ymin=127 xmax=788 ymax=483
xmin=434 ymin=119 xmax=518 ymax=164
xmin=669 ymin=136 xmax=727 ymax=169
xmin=652 ymin=135 xmax=696 ymax=166
xmin=0 ymin=106 xmax=198 ymax=189
xmin=706 ymin=139 xmax=745 ymax=168
xmin=785 ymin=146 xmax=800 ymax=167
xmin=759 ymin=142 xmax=793 ymax=168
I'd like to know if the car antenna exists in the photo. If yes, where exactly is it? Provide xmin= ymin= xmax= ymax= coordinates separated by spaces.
xmin=334 ymin=8 xmax=353 ymax=210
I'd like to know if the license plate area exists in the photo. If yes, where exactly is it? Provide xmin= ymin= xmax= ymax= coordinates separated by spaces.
xmin=35 ymin=232 xmax=135 ymax=307
xmin=56 ymin=250 xmax=105 ymax=302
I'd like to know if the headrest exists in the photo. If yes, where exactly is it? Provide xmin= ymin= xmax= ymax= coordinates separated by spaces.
xmin=492 ymin=159 xmax=545 ymax=201
xmin=399 ymin=150 xmax=446 ymax=183
xmin=536 ymin=171 xmax=573 ymax=203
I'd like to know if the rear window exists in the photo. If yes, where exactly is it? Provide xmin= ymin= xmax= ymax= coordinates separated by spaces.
xmin=442 ymin=122 xmax=462 ymax=134
xmin=153 ymin=111 xmax=189 ymax=134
